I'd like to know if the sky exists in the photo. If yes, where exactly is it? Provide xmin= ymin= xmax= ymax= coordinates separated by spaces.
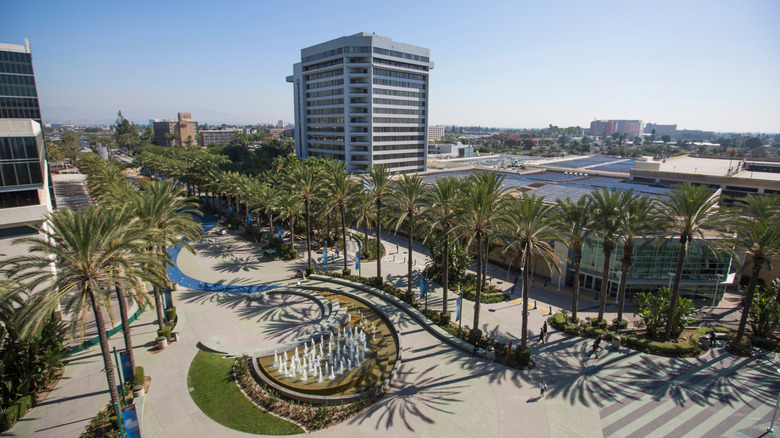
xmin=2 ymin=0 xmax=779 ymax=133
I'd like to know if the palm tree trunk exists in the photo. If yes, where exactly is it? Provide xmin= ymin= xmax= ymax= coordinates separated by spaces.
xmin=735 ymin=259 xmax=762 ymax=343
xmin=407 ymin=215 xmax=414 ymax=298
xmin=442 ymin=226 xmax=450 ymax=314
xmin=597 ymin=245 xmax=612 ymax=322
xmin=616 ymin=259 xmax=630 ymax=324
xmin=305 ymin=201 xmax=312 ymax=268
xmin=114 ymin=285 xmax=135 ymax=372
xmin=521 ymin=248 xmax=532 ymax=349
xmin=665 ymin=238 xmax=688 ymax=340
xmin=89 ymin=288 xmax=120 ymax=406
xmin=268 ymin=214 xmax=274 ymax=242
xmin=154 ymin=286 xmax=166 ymax=331
xmin=289 ymin=217 xmax=295 ymax=248
xmin=340 ymin=205 xmax=348 ymax=272
xmin=376 ymin=201 xmax=382 ymax=284
xmin=571 ymin=247 xmax=582 ymax=320
xmin=474 ymin=233 xmax=483 ymax=332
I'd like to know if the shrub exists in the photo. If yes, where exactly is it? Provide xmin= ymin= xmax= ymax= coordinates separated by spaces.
xmin=439 ymin=311 xmax=451 ymax=326
xmin=157 ymin=325 xmax=172 ymax=342
xmin=513 ymin=347 xmax=531 ymax=367
xmin=305 ymin=266 xmax=314 ymax=276
xmin=342 ymin=269 xmax=351 ymax=276
xmin=0 ymin=395 xmax=32 ymax=432
xmin=748 ymin=280 xmax=780 ymax=338
xmin=468 ymin=328 xmax=483 ymax=345
xmin=165 ymin=307 xmax=177 ymax=324
xmin=726 ymin=335 xmax=752 ymax=357
xmin=132 ymin=366 xmax=145 ymax=387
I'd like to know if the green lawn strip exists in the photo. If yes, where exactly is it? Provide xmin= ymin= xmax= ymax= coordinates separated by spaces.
xmin=187 ymin=350 xmax=303 ymax=435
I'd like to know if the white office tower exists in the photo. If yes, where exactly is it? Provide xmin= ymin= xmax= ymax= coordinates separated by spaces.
xmin=287 ymin=32 xmax=432 ymax=173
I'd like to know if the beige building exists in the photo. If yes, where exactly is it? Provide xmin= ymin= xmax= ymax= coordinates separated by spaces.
xmin=153 ymin=112 xmax=198 ymax=147
xmin=429 ymin=125 xmax=445 ymax=142
xmin=199 ymin=129 xmax=239 ymax=146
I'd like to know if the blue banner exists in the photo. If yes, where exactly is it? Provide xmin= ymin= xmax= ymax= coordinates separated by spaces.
xmin=455 ymin=297 xmax=461 ymax=321
xmin=420 ymin=279 xmax=425 ymax=298
xmin=277 ymin=227 xmax=282 ymax=239
xmin=355 ymin=252 xmax=360 ymax=269
xmin=122 ymin=404 xmax=141 ymax=438
xmin=119 ymin=351 xmax=134 ymax=383
xmin=163 ymin=288 xmax=172 ymax=309
xmin=247 ymin=213 xmax=252 ymax=225
xmin=323 ymin=244 xmax=327 ymax=259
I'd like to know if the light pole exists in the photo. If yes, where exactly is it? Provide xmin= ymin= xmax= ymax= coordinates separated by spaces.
xmin=616 ymin=271 xmax=622 ymax=308
xmin=712 ymin=274 xmax=723 ymax=307
xmin=667 ymin=272 xmax=676 ymax=289
xmin=768 ymin=368 xmax=780 ymax=433
xmin=556 ymin=259 xmax=565 ymax=292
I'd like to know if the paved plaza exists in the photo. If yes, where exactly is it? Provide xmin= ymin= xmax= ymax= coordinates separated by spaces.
xmin=5 ymin=221 xmax=779 ymax=438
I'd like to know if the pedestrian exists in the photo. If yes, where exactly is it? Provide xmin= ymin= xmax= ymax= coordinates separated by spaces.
xmin=537 ymin=327 xmax=545 ymax=344
xmin=709 ymin=331 xmax=717 ymax=348
xmin=588 ymin=335 xmax=602 ymax=359
xmin=540 ymin=380 xmax=548 ymax=398
xmin=335 ymin=247 xmax=340 ymax=257
xmin=472 ymin=339 xmax=479 ymax=357
xmin=542 ymin=322 xmax=548 ymax=343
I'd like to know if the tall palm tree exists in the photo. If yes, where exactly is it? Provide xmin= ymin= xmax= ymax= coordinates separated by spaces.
xmin=131 ymin=179 xmax=202 ymax=331
xmin=352 ymin=193 xmax=375 ymax=262
xmin=725 ymin=194 xmax=780 ymax=343
xmin=390 ymin=173 xmax=426 ymax=300
xmin=324 ymin=162 xmax=361 ymax=272
xmin=554 ymin=196 xmax=594 ymax=321
xmin=614 ymin=194 xmax=660 ymax=323
xmin=659 ymin=183 xmax=720 ymax=340
xmin=588 ymin=188 xmax=632 ymax=322
xmin=0 ymin=206 xmax=152 ymax=407
xmin=288 ymin=163 xmax=323 ymax=269
xmin=362 ymin=164 xmax=392 ymax=285
xmin=502 ymin=194 xmax=561 ymax=349
xmin=455 ymin=172 xmax=507 ymax=332
xmin=422 ymin=176 xmax=461 ymax=314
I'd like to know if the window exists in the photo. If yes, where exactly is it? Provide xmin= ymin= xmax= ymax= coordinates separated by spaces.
xmin=373 ymin=78 xmax=426 ymax=90
xmin=373 ymin=47 xmax=429 ymax=63
xmin=372 ymin=98 xmax=424 ymax=107
xmin=373 ymin=88 xmax=424 ymax=98
xmin=373 ymin=57 xmax=428 ymax=71
xmin=373 ymin=68 xmax=426 ymax=81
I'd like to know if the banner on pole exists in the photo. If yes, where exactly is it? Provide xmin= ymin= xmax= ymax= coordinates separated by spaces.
xmin=420 ymin=279 xmax=425 ymax=298
xmin=163 ymin=288 xmax=172 ymax=309
xmin=119 ymin=351 xmax=134 ymax=383
xmin=355 ymin=252 xmax=360 ymax=269
xmin=455 ymin=297 xmax=461 ymax=321
xmin=121 ymin=404 xmax=141 ymax=438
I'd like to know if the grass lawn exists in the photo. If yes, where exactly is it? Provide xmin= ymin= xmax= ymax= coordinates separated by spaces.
xmin=187 ymin=350 xmax=303 ymax=435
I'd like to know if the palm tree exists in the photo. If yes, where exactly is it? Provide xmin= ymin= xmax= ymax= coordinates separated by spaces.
xmin=422 ymin=176 xmax=461 ymax=314
xmin=725 ymin=194 xmax=780 ymax=344
xmin=288 ymin=163 xmax=323 ymax=269
xmin=502 ymin=194 xmax=561 ymax=348
xmin=324 ymin=162 xmax=361 ymax=272
xmin=0 ymin=206 xmax=152 ymax=407
xmin=390 ymin=173 xmax=426 ymax=300
xmin=455 ymin=172 xmax=507 ymax=332
xmin=362 ymin=165 xmax=392 ymax=285
xmin=353 ymin=193 xmax=375 ymax=262
xmin=614 ymin=194 xmax=659 ymax=324
xmin=659 ymin=183 xmax=720 ymax=340
xmin=554 ymin=196 xmax=594 ymax=321
xmin=588 ymin=188 xmax=631 ymax=322
xmin=131 ymin=179 xmax=202 ymax=331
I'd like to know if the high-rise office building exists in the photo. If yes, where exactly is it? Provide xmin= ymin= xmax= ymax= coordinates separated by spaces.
xmin=287 ymin=32 xmax=432 ymax=173
xmin=0 ymin=39 xmax=52 ymax=238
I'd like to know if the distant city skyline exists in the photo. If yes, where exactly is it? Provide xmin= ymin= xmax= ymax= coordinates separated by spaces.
xmin=2 ymin=0 xmax=779 ymax=133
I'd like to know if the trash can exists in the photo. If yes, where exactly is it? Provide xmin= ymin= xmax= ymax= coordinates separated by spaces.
xmin=133 ymin=385 xmax=145 ymax=398
xmin=611 ymin=336 xmax=621 ymax=349
xmin=171 ymin=282 xmax=178 ymax=291
xmin=486 ymin=346 xmax=496 ymax=360
xmin=157 ymin=336 xmax=168 ymax=350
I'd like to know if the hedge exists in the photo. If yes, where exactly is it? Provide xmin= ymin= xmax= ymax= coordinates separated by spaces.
xmin=0 ymin=395 xmax=32 ymax=432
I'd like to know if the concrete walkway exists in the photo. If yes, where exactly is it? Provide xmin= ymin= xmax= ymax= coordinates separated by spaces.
xmin=7 ymin=221 xmax=776 ymax=438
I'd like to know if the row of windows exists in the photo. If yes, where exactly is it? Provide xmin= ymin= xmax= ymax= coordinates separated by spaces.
xmin=0 ymin=107 xmax=40 ymax=119
xmin=373 ymin=135 xmax=425 ymax=142
xmin=373 ymin=117 xmax=425 ymax=124
xmin=374 ymin=144 xmax=425 ymax=151
xmin=0 ymin=137 xmax=38 ymax=160
xmin=373 ymin=126 xmax=426 ymax=133
xmin=306 ymin=88 xmax=343 ymax=98
xmin=373 ymin=98 xmax=424 ymax=107
xmin=0 ymin=189 xmax=39 ymax=209
xmin=1 ymin=96 xmax=39 ymax=109
xmin=373 ymin=152 xmax=425 ymax=160
xmin=305 ymin=68 xmax=343 ymax=81
xmin=0 ymin=85 xmax=37 ymax=98
xmin=307 ymin=98 xmax=344 ymax=107
xmin=1 ymin=73 xmax=36 ymax=86
xmin=309 ymin=151 xmax=344 ymax=160
xmin=302 ymin=48 xmax=342 ymax=63
xmin=308 ymin=143 xmax=345 ymax=152
xmin=307 ymin=135 xmax=344 ymax=142
xmin=373 ymin=68 xmax=426 ymax=82
xmin=382 ymin=160 xmax=425 ymax=169
xmin=1 ymin=161 xmax=43 ymax=188
xmin=308 ymin=126 xmax=344 ymax=133
xmin=345 ymin=46 xmax=371 ymax=53
xmin=374 ymin=57 xmax=429 ymax=72
xmin=0 ymin=62 xmax=34 ymax=75
xmin=307 ymin=107 xmax=343 ymax=115
xmin=373 ymin=88 xmax=424 ymax=98
xmin=306 ymin=78 xmax=343 ymax=90
xmin=303 ymin=58 xmax=343 ymax=72
xmin=373 ymin=107 xmax=425 ymax=115
xmin=307 ymin=117 xmax=345 ymax=124
xmin=0 ymin=51 xmax=32 ymax=63
xmin=373 ymin=78 xmax=426 ymax=90
xmin=373 ymin=47 xmax=429 ymax=63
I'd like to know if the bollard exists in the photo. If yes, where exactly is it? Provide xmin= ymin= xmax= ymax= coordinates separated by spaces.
xmin=549 ymin=305 xmax=553 ymax=315
xmin=533 ymin=300 xmax=537 ymax=309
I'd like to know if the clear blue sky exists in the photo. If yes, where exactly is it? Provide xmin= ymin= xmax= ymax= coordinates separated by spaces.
xmin=3 ymin=0 xmax=779 ymax=132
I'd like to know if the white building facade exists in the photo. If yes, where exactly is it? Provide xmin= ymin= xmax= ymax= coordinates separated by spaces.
xmin=287 ymin=32 xmax=432 ymax=173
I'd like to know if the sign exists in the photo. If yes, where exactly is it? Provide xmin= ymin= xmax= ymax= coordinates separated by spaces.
xmin=277 ymin=227 xmax=282 ymax=240
xmin=420 ymin=279 xmax=425 ymax=298
xmin=455 ymin=297 xmax=461 ymax=321
xmin=121 ymin=404 xmax=142 ymax=438
xmin=355 ymin=252 xmax=360 ymax=269
xmin=163 ymin=288 xmax=172 ymax=309
xmin=119 ymin=351 xmax=134 ymax=383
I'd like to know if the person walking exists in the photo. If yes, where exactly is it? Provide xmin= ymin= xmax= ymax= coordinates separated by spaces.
xmin=540 ymin=380 xmax=548 ymax=398
xmin=709 ymin=331 xmax=717 ymax=348
xmin=587 ymin=335 xmax=602 ymax=359
xmin=537 ymin=326 xmax=545 ymax=344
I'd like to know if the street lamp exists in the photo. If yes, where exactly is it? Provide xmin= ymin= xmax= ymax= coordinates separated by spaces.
xmin=768 ymin=368 xmax=780 ymax=433
xmin=556 ymin=259 xmax=565 ymax=292
xmin=712 ymin=274 xmax=724 ymax=307
xmin=616 ymin=271 xmax=622 ymax=307
xmin=667 ymin=272 xmax=676 ymax=289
